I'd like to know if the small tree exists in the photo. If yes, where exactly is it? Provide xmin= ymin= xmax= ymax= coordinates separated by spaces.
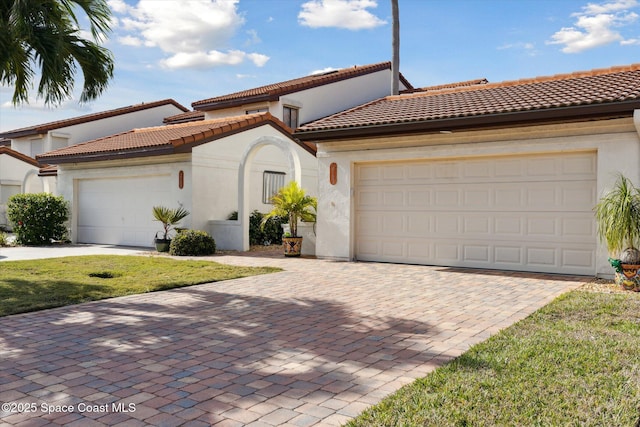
xmin=7 ymin=193 xmax=69 ymax=245
xmin=594 ymin=174 xmax=640 ymax=264
xmin=261 ymin=181 xmax=316 ymax=238
xmin=152 ymin=205 xmax=189 ymax=240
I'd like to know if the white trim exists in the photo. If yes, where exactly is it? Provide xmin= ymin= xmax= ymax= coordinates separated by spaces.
xmin=237 ymin=135 xmax=302 ymax=251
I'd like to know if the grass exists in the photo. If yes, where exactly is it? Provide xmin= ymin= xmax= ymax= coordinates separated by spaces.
xmin=0 ymin=255 xmax=280 ymax=316
xmin=348 ymin=290 xmax=640 ymax=427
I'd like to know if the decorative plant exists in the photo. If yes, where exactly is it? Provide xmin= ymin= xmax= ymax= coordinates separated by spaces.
xmin=152 ymin=205 xmax=190 ymax=241
xmin=169 ymin=230 xmax=215 ymax=256
xmin=228 ymin=210 xmax=287 ymax=245
xmin=594 ymin=174 xmax=640 ymax=264
xmin=7 ymin=193 xmax=69 ymax=245
xmin=261 ymin=181 xmax=316 ymax=238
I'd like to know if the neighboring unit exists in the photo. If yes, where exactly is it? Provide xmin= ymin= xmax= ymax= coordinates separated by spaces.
xmin=0 ymin=147 xmax=40 ymax=228
xmin=296 ymin=64 xmax=640 ymax=277
xmin=35 ymin=62 xmax=409 ymax=251
xmin=0 ymin=99 xmax=188 ymax=228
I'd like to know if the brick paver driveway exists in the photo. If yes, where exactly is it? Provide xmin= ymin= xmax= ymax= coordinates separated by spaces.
xmin=0 ymin=253 xmax=588 ymax=426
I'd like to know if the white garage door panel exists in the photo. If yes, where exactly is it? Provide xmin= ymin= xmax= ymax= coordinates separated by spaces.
xmin=355 ymin=152 xmax=597 ymax=275
xmin=77 ymin=175 xmax=172 ymax=247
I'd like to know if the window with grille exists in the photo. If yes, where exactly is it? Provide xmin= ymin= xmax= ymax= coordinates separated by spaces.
xmin=263 ymin=171 xmax=286 ymax=204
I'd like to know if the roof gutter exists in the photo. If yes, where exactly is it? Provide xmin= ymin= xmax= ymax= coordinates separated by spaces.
xmin=193 ymin=94 xmax=273 ymax=111
xmin=37 ymin=146 xmax=176 ymax=165
xmin=295 ymin=100 xmax=640 ymax=142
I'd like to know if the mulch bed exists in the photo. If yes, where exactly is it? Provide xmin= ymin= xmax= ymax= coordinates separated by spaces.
xmin=578 ymin=278 xmax=629 ymax=294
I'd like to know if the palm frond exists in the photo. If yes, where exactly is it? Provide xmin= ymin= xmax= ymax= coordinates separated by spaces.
xmin=594 ymin=174 xmax=640 ymax=256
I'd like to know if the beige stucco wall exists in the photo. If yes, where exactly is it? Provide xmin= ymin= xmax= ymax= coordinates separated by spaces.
xmin=55 ymin=124 xmax=317 ymax=247
xmin=10 ymin=104 xmax=185 ymax=157
xmin=315 ymin=117 xmax=640 ymax=277
xmin=202 ymin=68 xmax=406 ymax=127
xmin=191 ymin=124 xmax=318 ymax=235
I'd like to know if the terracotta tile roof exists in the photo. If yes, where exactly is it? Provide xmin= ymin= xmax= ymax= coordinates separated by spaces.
xmin=37 ymin=113 xmax=314 ymax=163
xmin=406 ymin=78 xmax=489 ymax=93
xmin=192 ymin=62 xmax=414 ymax=110
xmin=163 ymin=110 xmax=205 ymax=124
xmin=0 ymin=99 xmax=189 ymax=139
xmin=296 ymin=64 xmax=640 ymax=136
xmin=38 ymin=164 xmax=58 ymax=177
xmin=0 ymin=146 xmax=41 ymax=167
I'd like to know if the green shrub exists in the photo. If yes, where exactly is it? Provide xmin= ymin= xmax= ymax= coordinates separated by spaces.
xmin=7 ymin=193 xmax=69 ymax=245
xmin=227 ymin=210 xmax=287 ymax=245
xmin=169 ymin=230 xmax=216 ymax=256
xmin=0 ymin=231 xmax=9 ymax=247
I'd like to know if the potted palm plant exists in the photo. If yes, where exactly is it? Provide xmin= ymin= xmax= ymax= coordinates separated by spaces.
xmin=152 ymin=205 xmax=190 ymax=252
xmin=594 ymin=174 xmax=640 ymax=291
xmin=262 ymin=181 xmax=316 ymax=257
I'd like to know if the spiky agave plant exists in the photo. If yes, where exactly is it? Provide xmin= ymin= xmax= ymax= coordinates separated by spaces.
xmin=261 ymin=181 xmax=316 ymax=238
xmin=595 ymin=174 xmax=640 ymax=264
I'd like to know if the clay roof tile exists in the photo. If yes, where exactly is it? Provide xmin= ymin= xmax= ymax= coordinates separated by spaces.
xmin=297 ymin=63 xmax=640 ymax=134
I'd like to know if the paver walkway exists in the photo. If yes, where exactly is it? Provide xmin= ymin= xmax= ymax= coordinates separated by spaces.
xmin=0 ymin=251 xmax=588 ymax=426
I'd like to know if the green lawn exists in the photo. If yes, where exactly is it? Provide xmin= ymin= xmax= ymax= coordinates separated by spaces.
xmin=348 ymin=290 xmax=640 ymax=427
xmin=0 ymin=255 xmax=280 ymax=316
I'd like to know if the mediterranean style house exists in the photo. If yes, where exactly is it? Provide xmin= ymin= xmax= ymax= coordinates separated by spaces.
xmin=0 ymin=99 xmax=188 ymax=228
xmin=295 ymin=64 xmax=640 ymax=277
xmin=34 ymin=62 xmax=411 ymax=252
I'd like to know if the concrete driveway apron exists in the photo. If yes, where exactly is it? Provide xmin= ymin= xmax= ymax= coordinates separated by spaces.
xmin=0 ymin=252 xmax=588 ymax=426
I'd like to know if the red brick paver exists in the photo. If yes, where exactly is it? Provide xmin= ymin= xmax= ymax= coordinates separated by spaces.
xmin=0 ymin=253 xmax=587 ymax=426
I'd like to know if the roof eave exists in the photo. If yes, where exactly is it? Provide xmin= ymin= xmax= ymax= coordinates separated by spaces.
xmin=295 ymin=100 xmax=640 ymax=141
xmin=192 ymin=94 xmax=273 ymax=111
xmin=0 ymin=147 xmax=41 ymax=166
xmin=1 ymin=129 xmax=46 ymax=139
xmin=38 ymin=146 xmax=176 ymax=165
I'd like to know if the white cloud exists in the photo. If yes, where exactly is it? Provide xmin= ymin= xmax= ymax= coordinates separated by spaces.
xmin=118 ymin=35 xmax=144 ymax=47
xmin=106 ymin=0 xmax=131 ymax=14
xmin=298 ymin=0 xmax=387 ymax=30
xmin=581 ymin=0 xmax=638 ymax=14
xmin=1 ymin=97 xmax=91 ymax=112
xmin=547 ymin=0 xmax=639 ymax=52
xmin=160 ymin=50 xmax=269 ymax=69
xmin=497 ymin=42 xmax=538 ymax=56
xmin=113 ymin=0 xmax=270 ymax=69
xmin=621 ymin=37 xmax=640 ymax=44
xmin=245 ymin=29 xmax=261 ymax=45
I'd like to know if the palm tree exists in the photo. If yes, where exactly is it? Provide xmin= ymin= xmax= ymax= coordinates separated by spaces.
xmin=152 ymin=206 xmax=190 ymax=241
xmin=594 ymin=174 xmax=640 ymax=264
xmin=0 ymin=0 xmax=114 ymax=106
xmin=262 ymin=181 xmax=316 ymax=238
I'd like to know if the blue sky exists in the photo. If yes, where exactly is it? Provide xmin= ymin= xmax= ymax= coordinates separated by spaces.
xmin=1 ymin=0 xmax=639 ymax=132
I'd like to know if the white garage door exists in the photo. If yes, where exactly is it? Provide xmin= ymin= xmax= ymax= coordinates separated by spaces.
xmin=77 ymin=175 xmax=172 ymax=247
xmin=355 ymin=152 xmax=597 ymax=275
